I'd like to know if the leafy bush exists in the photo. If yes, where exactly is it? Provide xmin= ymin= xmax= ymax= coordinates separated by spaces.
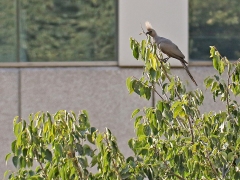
xmin=5 ymin=110 xmax=125 ymax=179
xmin=4 ymin=35 xmax=240 ymax=179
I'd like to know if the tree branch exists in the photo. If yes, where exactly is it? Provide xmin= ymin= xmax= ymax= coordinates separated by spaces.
xmin=34 ymin=150 xmax=48 ymax=179
xmin=205 ymin=151 xmax=221 ymax=179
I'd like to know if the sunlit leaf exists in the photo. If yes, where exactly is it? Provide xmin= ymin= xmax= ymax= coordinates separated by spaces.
xmin=126 ymin=77 xmax=134 ymax=94
xmin=133 ymin=45 xmax=139 ymax=60
xmin=141 ymin=40 xmax=146 ymax=60
xmin=132 ymin=109 xmax=140 ymax=118
xmin=209 ymin=46 xmax=215 ymax=58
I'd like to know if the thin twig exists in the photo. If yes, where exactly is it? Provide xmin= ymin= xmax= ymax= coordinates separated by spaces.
xmin=145 ymin=71 xmax=164 ymax=101
xmin=153 ymin=88 xmax=164 ymax=100
xmin=187 ymin=118 xmax=194 ymax=144
xmin=72 ymin=156 xmax=84 ymax=179
xmin=205 ymin=151 xmax=221 ymax=179
xmin=156 ymin=55 xmax=171 ymax=82
xmin=34 ymin=150 xmax=48 ymax=179
xmin=162 ymin=160 xmax=186 ymax=180
xmin=140 ymin=23 xmax=147 ymax=36
xmin=226 ymin=75 xmax=231 ymax=116
xmin=158 ymin=79 xmax=169 ymax=101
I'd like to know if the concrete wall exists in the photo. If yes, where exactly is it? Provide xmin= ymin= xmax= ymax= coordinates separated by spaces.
xmin=0 ymin=66 xmax=228 ymax=177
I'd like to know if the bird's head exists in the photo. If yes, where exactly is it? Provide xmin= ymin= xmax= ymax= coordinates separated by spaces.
xmin=145 ymin=21 xmax=157 ymax=37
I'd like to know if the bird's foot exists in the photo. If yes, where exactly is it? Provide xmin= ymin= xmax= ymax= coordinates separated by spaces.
xmin=162 ymin=57 xmax=170 ymax=63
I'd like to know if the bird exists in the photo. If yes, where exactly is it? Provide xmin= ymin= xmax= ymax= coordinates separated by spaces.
xmin=145 ymin=21 xmax=198 ymax=86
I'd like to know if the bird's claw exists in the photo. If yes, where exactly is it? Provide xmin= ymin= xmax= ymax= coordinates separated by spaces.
xmin=162 ymin=57 xmax=170 ymax=63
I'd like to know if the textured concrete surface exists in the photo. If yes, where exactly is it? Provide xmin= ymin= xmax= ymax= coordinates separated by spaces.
xmin=0 ymin=69 xmax=19 ymax=177
xmin=0 ymin=66 xmax=235 ymax=177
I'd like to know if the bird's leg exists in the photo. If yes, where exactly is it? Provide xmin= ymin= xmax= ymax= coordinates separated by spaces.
xmin=162 ymin=56 xmax=170 ymax=63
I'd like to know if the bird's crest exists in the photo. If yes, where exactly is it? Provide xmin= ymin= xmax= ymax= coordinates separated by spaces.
xmin=145 ymin=21 xmax=153 ymax=30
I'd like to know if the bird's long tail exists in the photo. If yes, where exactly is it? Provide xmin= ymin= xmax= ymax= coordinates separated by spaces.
xmin=180 ymin=61 xmax=198 ymax=86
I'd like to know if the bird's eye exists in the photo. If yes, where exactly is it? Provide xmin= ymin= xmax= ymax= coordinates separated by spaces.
xmin=146 ymin=31 xmax=152 ymax=35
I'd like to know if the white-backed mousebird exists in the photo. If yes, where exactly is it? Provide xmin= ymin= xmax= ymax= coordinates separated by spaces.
xmin=145 ymin=21 xmax=197 ymax=86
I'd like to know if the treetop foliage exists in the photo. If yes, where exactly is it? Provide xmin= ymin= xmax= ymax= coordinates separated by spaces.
xmin=4 ymin=16 xmax=240 ymax=180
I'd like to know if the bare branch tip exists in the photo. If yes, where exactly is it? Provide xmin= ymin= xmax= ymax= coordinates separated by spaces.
xmin=140 ymin=23 xmax=147 ymax=36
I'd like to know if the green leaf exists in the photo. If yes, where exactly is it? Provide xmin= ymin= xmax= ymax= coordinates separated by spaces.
xmin=141 ymin=40 xmax=146 ymax=60
xmin=219 ymin=60 xmax=225 ymax=75
xmin=234 ymin=172 xmax=240 ymax=179
xmin=55 ymin=143 xmax=63 ymax=157
xmin=137 ymin=124 xmax=144 ymax=137
xmin=209 ymin=46 xmax=215 ymax=58
xmin=128 ymin=139 xmax=134 ymax=150
xmin=134 ymin=116 xmax=142 ymax=129
xmin=11 ymin=140 xmax=16 ymax=154
xmin=19 ymin=156 xmax=26 ymax=168
xmin=45 ymin=149 xmax=52 ymax=161
xmin=220 ymin=151 xmax=227 ymax=161
xmin=211 ymin=81 xmax=218 ymax=92
xmin=49 ymin=166 xmax=58 ymax=179
xmin=235 ymin=158 xmax=240 ymax=166
xmin=16 ymin=132 xmax=23 ymax=147
xmin=83 ymin=144 xmax=93 ymax=157
xmin=157 ymin=101 xmax=164 ymax=112
xmin=149 ymin=68 xmax=156 ymax=80
xmin=213 ymin=55 xmax=219 ymax=71
xmin=146 ymin=48 xmax=150 ymax=61
xmin=143 ymin=125 xmax=151 ymax=136
xmin=96 ymin=134 xmax=103 ymax=149
xmin=140 ymin=148 xmax=148 ymax=156
xmin=5 ymin=153 xmax=12 ymax=164
xmin=14 ymin=122 xmax=21 ymax=137
xmin=132 ymin=80 xmax=141 ymax=95
xmin=126 ymin=77 xmax=134 ymax=94
xmin=76 ymin=143 xmax=84 ymax=155
xmin=133 ymin=45 xmax=139 ymax=60
xmin=227 ymin=152 xmax=234 ymax=161
xmin=12 ymin=156 xmax=18 ymax=168
xmin=91 ymin=155 xmax=98 ymax=167
xmin=130 ymin=37 xmax=134 ymax=50
xmin=171 ymin=101 xmax=182 ymax=110
xmin=59 ymin=166 xmax=66 ymax=180
xmin=156 ymin=110 xmax=162 ymax=121
xmin=173 ymin=105 xmax=183 ymax=118
xmin=149 ymin=53 xmax=157 ymax=70
xmin=87 ymin=134 xmax=95 ymax=144
xmin=144 ymin=86 xmax=151 ymax=100
xmin=132 ymin=109 xmax=140 ymax=118
xmin=126 ymin=156 xmax=134 ymax=163
xmin=204 ymin=77 xmax=214 ymax=88
xmin=121 ymin=170 xmax=131 ymax=179
xmin=4 ymin=170 xmax=9 ymax=178
xmin=78 ymin=157 xmax=88 ymax=167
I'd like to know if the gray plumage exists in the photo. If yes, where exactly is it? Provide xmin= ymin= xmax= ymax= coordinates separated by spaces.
xmin=145 ymin=21 xmax=197 ymax=86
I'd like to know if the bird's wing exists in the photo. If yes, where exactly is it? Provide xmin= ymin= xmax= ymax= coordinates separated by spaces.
xmin=159 ymin=41 xmax=187 ymax=64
